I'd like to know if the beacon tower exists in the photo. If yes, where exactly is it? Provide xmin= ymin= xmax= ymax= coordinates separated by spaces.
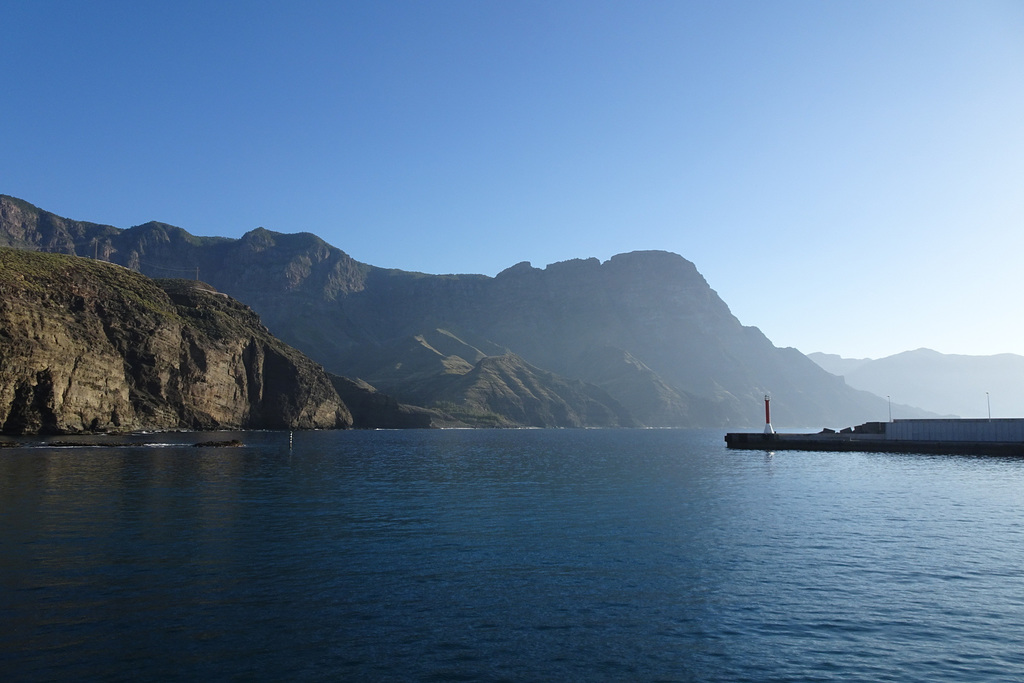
xmin=764 ymin=395 xmax=775 ymax=435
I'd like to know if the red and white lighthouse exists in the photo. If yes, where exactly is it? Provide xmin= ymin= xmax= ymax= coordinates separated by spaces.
xmin=764 ymin=395 xmax=775 ymax=435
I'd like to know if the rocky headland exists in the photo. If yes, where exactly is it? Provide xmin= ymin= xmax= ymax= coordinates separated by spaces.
xmin=0 ymin=248 xmax=351 ymax=434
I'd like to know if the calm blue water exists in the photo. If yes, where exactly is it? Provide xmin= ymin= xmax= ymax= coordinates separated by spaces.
xmin=2 ymin=429 xmax=1024 ymax=681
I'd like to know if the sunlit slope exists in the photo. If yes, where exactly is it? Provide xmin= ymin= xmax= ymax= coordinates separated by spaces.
xmin=0 ymin=247 xmax=351 ymax=434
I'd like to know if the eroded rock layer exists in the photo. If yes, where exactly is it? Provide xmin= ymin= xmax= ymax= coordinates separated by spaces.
xmin=0 ymin=248 xmax=351 ymax=434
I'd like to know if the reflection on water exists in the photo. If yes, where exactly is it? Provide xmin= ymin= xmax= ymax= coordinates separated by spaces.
xmin=2 ymin=429 xmax=1024 ymax=681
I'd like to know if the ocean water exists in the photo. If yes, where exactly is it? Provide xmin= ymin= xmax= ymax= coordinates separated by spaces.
xmin=2 ymin=428 xmax=1023 ymax=682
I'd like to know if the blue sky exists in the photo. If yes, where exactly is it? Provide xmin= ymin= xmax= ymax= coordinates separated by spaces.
xmin=3 ymin=1 xmax=1023 ymax=358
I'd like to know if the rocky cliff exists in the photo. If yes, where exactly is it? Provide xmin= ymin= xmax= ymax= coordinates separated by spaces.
xmin=0 ymin=248 xmax=352 ymax=434
xmin=1 ymin=194 xmax=893 ymax=429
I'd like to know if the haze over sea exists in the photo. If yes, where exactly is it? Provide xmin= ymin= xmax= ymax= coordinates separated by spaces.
xmin=3 ymin=429 xmax=1023 ymax=681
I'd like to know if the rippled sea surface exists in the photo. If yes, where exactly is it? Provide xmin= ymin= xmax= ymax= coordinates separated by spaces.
xmin=3 ymin=429 xmax=1024 ymax=681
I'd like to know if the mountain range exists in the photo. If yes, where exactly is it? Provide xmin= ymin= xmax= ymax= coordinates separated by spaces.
xmin=1 ymin=194 xmax=913 ymax=429
xmin=809 ymin=349 xmax=1024 ymax=419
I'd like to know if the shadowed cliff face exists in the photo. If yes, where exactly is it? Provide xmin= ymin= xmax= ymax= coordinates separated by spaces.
xmin=1 ymin=194 xmax=894 ymax=429
xmin=0 ymin=248 xmax=352 ymax=434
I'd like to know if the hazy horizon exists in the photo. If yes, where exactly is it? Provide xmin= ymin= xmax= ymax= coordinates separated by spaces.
xmin=4 ymin=1 xmax=1022 ymax=358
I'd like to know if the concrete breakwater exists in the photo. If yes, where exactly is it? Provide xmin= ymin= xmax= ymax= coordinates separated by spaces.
xmin=726 ymin=418 xmax=1024 ymax=456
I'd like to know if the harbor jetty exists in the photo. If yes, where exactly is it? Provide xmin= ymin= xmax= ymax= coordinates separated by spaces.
xmin=726 ymin=418 xmax=1024 ymax=456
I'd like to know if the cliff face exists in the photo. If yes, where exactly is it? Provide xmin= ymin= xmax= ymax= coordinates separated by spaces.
xmin=0 ymin=248 xmax=351 ymax=434
xmin=0 ymin=194 xmax=892 ymax=429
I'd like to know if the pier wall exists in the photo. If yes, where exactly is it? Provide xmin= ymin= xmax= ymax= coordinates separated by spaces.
xmin=887 ymin=418 xmax=1024 ymax=443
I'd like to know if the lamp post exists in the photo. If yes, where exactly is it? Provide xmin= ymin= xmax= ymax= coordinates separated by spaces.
xmin=887 ymin=395 xmax=892 ymax=423
xmin=987 ymin=392 xmax=991 ymax=420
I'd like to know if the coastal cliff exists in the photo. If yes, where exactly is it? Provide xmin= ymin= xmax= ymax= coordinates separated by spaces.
xmin=0 ymin=248 xmax=352 ymax=434
xmin=1 ymin=194 xmax=900 ymax=428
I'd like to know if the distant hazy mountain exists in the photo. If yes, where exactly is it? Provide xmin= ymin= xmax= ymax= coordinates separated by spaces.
xmin=2 ymin=193 xmax=911 ymax=429
xmin=808 ymin=349 xmax=1024 ymax=418
xmin=806 ymin=353 xmax=872 ymax=377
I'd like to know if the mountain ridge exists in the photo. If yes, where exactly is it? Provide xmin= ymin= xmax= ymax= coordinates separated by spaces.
xmin=1 ymin=194 xmax=906 ymax=429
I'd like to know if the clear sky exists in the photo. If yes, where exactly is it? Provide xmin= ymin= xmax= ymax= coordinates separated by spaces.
xmin=3 ymin=0 xmax=1023 ymax=359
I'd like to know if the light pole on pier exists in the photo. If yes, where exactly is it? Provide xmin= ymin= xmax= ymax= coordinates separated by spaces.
xmin=887 ymin=395 xmax=892 ymax=423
